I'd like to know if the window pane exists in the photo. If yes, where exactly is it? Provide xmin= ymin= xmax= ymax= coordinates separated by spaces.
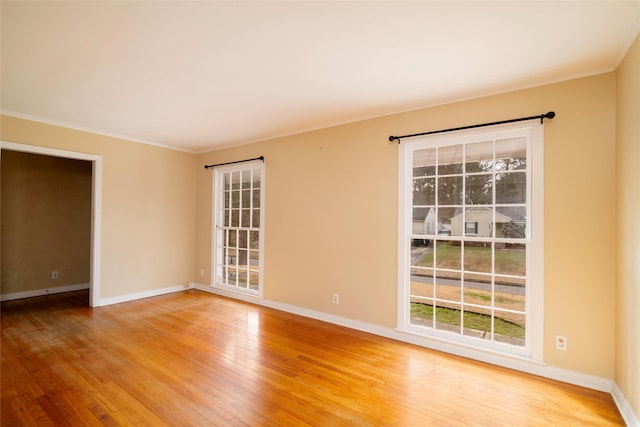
xmin=252 ymin=189 xmax=261 ymax=208
xmin=463 ymin=242 xmax=492 ymax=272
xmin=227 ymin=249 xmax=238 ymax=265
xmin=241 ymin=190 xmax=251 ymax=208
xmin=223 ymin=173 xmax=231 ymax=191
xmin=411 ymin=268 xmax=434 ymax=286
xmin=438 ymin=176 xmax=463 ymax=205
xmin=435 ymin=240 xmax=460 ymax=270
xmin=237 ymin=268 xmax=248 ymax=287
xmin=495 ymin=172 xmax=526 ymax=204
xmin=495 ymin=243 xmax=525 ymax=276
xmin=494 ymin=312 xmax=525 ymax=346
xmin=413 ymin=177 xmax=435 ymax=205
xmin=411 ymin=300 xmax=434 ymax=327
xmin=494 ymin=286 xmax=525 ymax=312
xmin=241 ymin=209 xmax=251 ymax=227
xmin=438 ymin=145 xmax=463 ymax=175
xmin=231 ymin=171 xmax=241 ymax=189
xmin=251 ymin=169 xmax=261 ymax=188
xmin=238 ymin=249 xmax=248 ymax=267
xmin=231 ymin=190 xmax=240 ymax=208
xmin=249 ymin=231 xmax=260 ymax=249
xmin=413 ymin=207 xmax=434 ymax=235
xmin=414 ymin=166 xmax=435 ymax=177
xmin=411 ymin=282 xmax=433 ymax=309
xmin=241 ymin=170 xmax=251 ymax=189
xmin=495 ymin=137 xmax=526 ymax=171
xmin=229 ymin=230 xmax=237 ymax=247
xmin=463 ymin=273 xmax=492 ymax=307
xmin=239 ymin=230 xmax=249 ymax=249
xmin=252 ymin=209 xmax=260 ymax=228
xmin=413 ymin=148 xmax=436 ymax=177
xmin=411 ymin=238 xmax=433 ymax=268
xmin=249 ymin=271 xmax=259 ymax=290
xmin=497 ymin=207 xmax=526 ymax=239
xmin=435 ymin=277 xmax=460 ymax=302
xmin=437 ymin=207 xmax=458 ymax=236
xmin=435 ymin=302 xmax=460 ymax=333
xmin=463 ymin=306 xmax=492 ymax=339
xmin=465 ymin=140 xmax=494 ymax=173
xmin=249 ymin=250 xmax=259 ymax=267
xmin=465 ymin=174 xmax=493 ymax=205
xmin=231 ymin=209 xmax=240 ymax=227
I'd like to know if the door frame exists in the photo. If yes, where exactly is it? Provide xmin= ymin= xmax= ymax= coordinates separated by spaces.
xmin=1 ymin=141 xmax=102 ymax=307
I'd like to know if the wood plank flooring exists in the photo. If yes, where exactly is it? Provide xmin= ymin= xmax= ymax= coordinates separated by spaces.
xmin=1 ymin=289 xmax=624 ymax=426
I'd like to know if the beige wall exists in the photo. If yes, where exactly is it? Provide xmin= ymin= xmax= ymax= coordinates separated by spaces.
xmin=0 ymin=116 xmax=197 ymax=300
xmin=0 ymin=68 xmax=624 ymax=384
xmin=1 ymin=150 xmax=92 ymax=294
xmin=616 ymin=34 xmax=640 ymax=417
xmin=196 ymin=73 xmax=618 ymax=379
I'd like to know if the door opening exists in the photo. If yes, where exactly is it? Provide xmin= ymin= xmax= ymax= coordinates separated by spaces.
xmin=1 ymin=141 xmax=102 ymax=307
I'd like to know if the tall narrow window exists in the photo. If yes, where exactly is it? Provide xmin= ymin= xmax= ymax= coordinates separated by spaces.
xmin=398 ymin=122 xmax=543 ymax=359
xmin=213 ymin=160 xmax=264 ymax=296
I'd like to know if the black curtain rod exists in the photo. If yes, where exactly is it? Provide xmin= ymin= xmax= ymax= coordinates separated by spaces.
xmin=388 ymin=111 xmax=556 ymax=143
xmin=204 ymin=156 xmax=264 ymax=169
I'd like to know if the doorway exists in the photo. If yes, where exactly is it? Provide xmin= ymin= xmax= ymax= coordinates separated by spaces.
xmin=1 ymin=141 xmax=102 ymax=307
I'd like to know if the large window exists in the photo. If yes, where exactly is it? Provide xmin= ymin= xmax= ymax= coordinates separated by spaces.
xmin=213 ymin=160 xmax=264 ymax=296
xmin=398 ymin=122 xmax=543 ymax=359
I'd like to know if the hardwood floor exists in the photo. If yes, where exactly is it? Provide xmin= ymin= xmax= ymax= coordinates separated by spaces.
xmin=1 ymin=290 xmax=623 ymax=426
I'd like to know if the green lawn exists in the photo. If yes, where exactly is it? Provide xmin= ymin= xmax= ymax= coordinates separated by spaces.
xmin=410 ymin=303 xmax=525 ymax=339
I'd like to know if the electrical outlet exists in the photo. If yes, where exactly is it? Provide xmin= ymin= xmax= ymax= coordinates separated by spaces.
xmin=332 ymin=293 xmax=339 ymax=304
xmin=200 ymin=268 xmax=205 ymax=277
xmin=51 ymin=271 xmax=59 ymax=279
xmin=555 ymin=335 xmax=567 ymax=351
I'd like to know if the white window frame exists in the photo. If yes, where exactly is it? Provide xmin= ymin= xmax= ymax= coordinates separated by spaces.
xmin=212 ymin=160 xmax=265 ymax=298
xmin=397 ymin=121 xmax=544 ymax=361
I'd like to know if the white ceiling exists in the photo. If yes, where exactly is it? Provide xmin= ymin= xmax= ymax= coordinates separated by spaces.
xmin=2 ymin=1 xmax=639 ymax=153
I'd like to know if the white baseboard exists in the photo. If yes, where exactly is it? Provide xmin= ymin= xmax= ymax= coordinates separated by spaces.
xmin=191 ymin=282 xmax=613 ymax=393
xmin=1 ymin=283 xmax=90 ymax=301
xmin=98 ymin=284 xmax=188 ymax=307
xmin=612 ymin=382 xmax=640 ymax=427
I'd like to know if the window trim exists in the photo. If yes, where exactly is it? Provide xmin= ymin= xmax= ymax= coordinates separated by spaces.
xmin=211 ymin=159 xmax=265 ymax=298
xmin=397 ymin=121 xmax=543 ymax=361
